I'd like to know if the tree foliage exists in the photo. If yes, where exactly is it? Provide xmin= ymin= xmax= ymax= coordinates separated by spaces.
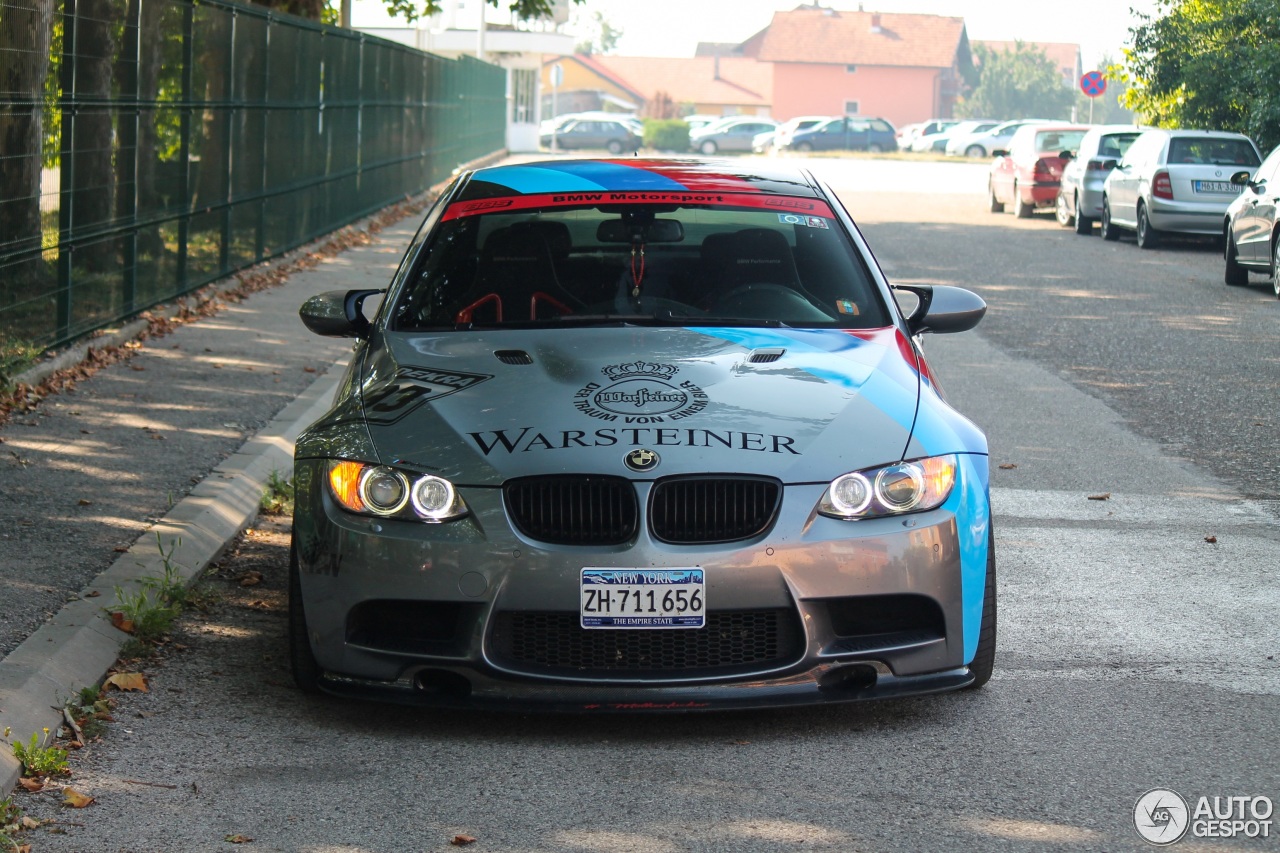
xmin=378 ymin=0 xmax=582 ymax=25
xmin=574 ymin=10 xmax=623 ymax=55
xmin=956 ymin=43 xmax=1075 ymax=121
xmin=1117 ymin=0 xmax=1280 ymax=150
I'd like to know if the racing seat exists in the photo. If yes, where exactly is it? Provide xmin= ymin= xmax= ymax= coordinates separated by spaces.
xmin=458 ymin=226 xmax=583 ymax=323
xmin=701 ymin=228 xmax=828 ymax=321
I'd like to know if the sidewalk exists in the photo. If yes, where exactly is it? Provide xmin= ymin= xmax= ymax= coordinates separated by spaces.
xmin=0 ymin=205 xmax=425 ymax=791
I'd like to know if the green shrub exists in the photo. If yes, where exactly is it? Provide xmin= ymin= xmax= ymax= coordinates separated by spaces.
xmin=644 ymin=119 xmax=690 ymax=153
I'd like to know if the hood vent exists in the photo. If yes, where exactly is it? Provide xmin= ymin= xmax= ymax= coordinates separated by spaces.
xmin=747 ymin=348 xmax=786 ymax=364
xmin=494 ymin=349 xmax=533 ymax=365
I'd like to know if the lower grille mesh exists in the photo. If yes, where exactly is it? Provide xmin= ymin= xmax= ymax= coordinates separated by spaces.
xmin=489 ymin=609 xmax=803 ymax=678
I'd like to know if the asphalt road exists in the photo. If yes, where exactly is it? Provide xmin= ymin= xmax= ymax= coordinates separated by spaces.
xmin=14 ymin=157 xmax=1280 ymax=853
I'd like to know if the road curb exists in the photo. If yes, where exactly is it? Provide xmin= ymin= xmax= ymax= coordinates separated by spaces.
xmin=0 ymin=356 xmax=347 ymax=792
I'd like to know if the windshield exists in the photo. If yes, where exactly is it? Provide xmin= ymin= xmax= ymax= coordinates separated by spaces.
xmin=1034 ymin=130 xmax=1087 ymax=153
xmin=391 ymin=200 xmax=890 ymax=331
xmin=1167 ymin=137 xmax=1260 ymax=166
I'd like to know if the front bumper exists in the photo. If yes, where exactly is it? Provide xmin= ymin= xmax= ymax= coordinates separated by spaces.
xmin=291 ymin=459 xmax=990 ymax=710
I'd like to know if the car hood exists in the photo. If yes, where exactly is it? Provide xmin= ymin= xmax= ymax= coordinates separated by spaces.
xmin=301 ymin=326 xmax=960 ymax=485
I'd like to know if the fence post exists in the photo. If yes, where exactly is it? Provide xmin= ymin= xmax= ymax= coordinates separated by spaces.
xmin=118 ymin=0 xmax=141 ymax=313
xmin=176 ymin=0 xmax=193 ymax=289
xmin=56 ymin=0 xmax=79 ymax=341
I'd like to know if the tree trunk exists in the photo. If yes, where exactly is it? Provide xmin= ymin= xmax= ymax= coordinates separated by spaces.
xmin=69 ymin=0 xmax=122 ymax=272
xmin=0 ymin=0 xmax=56 ymax=292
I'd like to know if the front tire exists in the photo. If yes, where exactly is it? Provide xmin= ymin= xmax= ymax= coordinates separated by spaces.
xmin=1100 ymin=198 xmax=1119 ymax=241
xmin=966 ymin=144 xmax=985 ymax=158
xmin=1135 ymin=203 xmax=1160 ymax=249
xmin=966 ymin=528 xmax=997 ymax=689
xmin=288 ymin=537 xmax=322 ymax=694
xmin=699 ymin=140 xmax=718 ymax=156
xmin=988 ymin=182 xmax=1004 ymax=213
xmin=1013 ymin=184 xmax=1033 ymax=219
xmin=1225 ymin=229 xmax=1249 ymax=286
xmin=1272 ymin=237 xmax=1280 ymax=298
xmin=1055 ymin=191 xmax=1074 ymax=227
xmin=1074 ymin=194 xmax=1093 ymax=235
xmin=607 ymin=139 xmax=624 ymax=155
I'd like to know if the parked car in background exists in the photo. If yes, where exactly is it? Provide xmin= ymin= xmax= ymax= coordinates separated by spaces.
xmin=782 ymin=116 xmax=896 ymax=153
xmin=755 ymin=115 xmax=829 ymax=154
xmin=690 ymin=116 xmax=779 ymax=155
xmin=897 ymin=118 xmax=955 ymax=151
xmin=682 ymin=114 xmax=724 ymax=133
xmin=1223 ymin=142 xmax=1280 ymax=295
xmin=540 ymin=116 xmax=642 ymax=154
xmin=912 ymin=119 xmax=997 ymax=153
xmin=1055 ymin=125 xmax=1143 ymax=234
xmin=1101 ymin=128 xmax=1262 ymax=248
xmin=988 ymin=124 xmax=1090 ymax=218
xmin=953 ymin=118 xmax=1051 ymax=158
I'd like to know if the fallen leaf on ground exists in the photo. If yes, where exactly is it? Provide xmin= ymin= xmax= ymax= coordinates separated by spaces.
xmin=451 ymin=835 xmax=477 ymax=846
xmin=85 ymin=590 xmax=101 ymax=597
xmin=998 ymin=463 xmax=1017 ymax=470
xmin=1204 ymin=535 xmax=1218 ymax=544
xmin=225 ymin=834 xmax=253 ymax=843
xmin=1087 ymin=493 xmax=1111 ymax=501
xmin=303 ymin=366 xmax=317 ymax=373
xmin=238 ymin=571 xmax=264 ymax=587
xmin=21 ymin=816 xmax=42 ymax=829
xmin=77 ymin=499 xmax=92 ymax=506
xmin=104 ymin=672 xmax=148 ymax=692
xmin=17 ymin=777 xmax=44 ymax=792
xmin=62 ymin=787 xmax=94 ymax=808
xmin=109 ymin=612 xmax=135 ymax=633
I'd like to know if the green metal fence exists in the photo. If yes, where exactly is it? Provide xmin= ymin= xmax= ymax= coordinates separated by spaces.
xmin=0 ymin=0 xmax=506 ymax=361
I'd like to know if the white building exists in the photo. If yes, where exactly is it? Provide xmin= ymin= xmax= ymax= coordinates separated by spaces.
xmin=360 ymin=0 xmax=575 ymax=152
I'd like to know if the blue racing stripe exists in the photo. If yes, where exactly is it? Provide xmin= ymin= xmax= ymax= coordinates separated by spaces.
xmin=473 ymin=162 xmax=689 ymax=195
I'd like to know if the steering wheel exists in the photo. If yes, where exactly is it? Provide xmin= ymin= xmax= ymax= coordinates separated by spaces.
xmin=711 ymin=283 xmax=834 ymax=320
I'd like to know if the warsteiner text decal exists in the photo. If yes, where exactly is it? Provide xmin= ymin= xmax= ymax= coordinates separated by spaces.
xmin=574 ymin=361 xmax=708 ymax=424
xmin=467 ymin=427 xmax=799 ymax=456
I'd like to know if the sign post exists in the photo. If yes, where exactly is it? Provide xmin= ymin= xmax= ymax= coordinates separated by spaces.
xmin=1079 ymin=71 xmax=1107 ymax=124
xmin=549 ymin=63 xmax=564 ymax=153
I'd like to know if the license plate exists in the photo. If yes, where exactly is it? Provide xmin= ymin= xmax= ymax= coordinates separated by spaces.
xmin=1194 ymin=180 xmax=1238 ymax=194
xmin=580 ymin=568 xmax=705 ymax=629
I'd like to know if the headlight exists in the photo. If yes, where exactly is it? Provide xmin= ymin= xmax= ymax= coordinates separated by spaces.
xmin=327 ymin=461 xmax=467 ymax=522
xmin=819 ymin=455 xmax=957 ymax=520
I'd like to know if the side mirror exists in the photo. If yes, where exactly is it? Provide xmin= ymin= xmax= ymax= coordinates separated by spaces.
xmin=894 ymin=284 xmax=986 ymax=336
xmin=1101 ymin=158 xmax=1119 ymax=171
xmin=1059 ymin=150 xmax=1075 ymax=162
xmin=299 ymin=289 xmax=383 ymax=338
xmin=991 ymin=149 xmax=1009 ymax=158
xmin=1230 ymin=170 xmax=1253 ymax=187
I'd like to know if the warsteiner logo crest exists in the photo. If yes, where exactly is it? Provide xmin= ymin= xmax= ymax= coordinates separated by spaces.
xmin=574 ymin=361 xmax=708 ymax=424
xmin=601 ymin=361 xmax=677 ymax=382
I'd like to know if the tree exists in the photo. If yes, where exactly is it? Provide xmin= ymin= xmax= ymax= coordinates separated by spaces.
xmin=956 ymin=42 xmax=1075 ymax=121
xmin=377 ymin=0 xmax=583 ymax=25
xmin=573 ymin=10 xmax=623 ymax=55
xmin=1117 ymin=0 xmax=1280 ymax=150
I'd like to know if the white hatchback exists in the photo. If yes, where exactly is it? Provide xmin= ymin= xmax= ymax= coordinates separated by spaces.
xmin=1100 ymin=129 xmax=1262 ymax=248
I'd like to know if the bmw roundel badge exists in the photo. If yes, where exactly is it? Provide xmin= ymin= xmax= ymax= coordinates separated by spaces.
xmin=625 ymin=448 xmax=660 ymax=472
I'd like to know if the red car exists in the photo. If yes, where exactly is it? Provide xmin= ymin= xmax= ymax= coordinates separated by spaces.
xmin=988 ymin=124 xmax=1090 ymax=218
